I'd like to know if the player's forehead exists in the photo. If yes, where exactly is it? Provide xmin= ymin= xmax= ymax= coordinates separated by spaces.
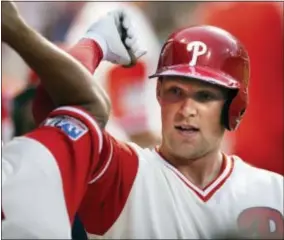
xmin=160 ymin=76 xmax=226 ymax=93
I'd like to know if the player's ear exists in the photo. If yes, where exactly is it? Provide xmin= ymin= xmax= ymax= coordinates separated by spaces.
xmin=156 ymin=78 xmax=162 ymax=105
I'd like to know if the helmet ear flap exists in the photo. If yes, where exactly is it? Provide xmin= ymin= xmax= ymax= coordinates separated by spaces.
xmin=221 ymin=89 xmax=238 ymax=130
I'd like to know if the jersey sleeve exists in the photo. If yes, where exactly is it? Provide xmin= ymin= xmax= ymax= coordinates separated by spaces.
xmin=73 ymin=122 xmax=140 ymax=236
xmin=78 ymin=131 xmax=139 ymax=236
xmin=1 ymin=105 xmax=103 ymax=238
xmin=2 ymin=105 xmax=140 ymax=238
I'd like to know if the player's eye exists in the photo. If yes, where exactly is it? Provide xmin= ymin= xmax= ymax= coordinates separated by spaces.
xmin=162 ymin=86 xmax=187 ymax=103
xmin=194 ymin=91 xmax=219 ymax=102
xmin=169 ymin=87 xmax=183 ymax=96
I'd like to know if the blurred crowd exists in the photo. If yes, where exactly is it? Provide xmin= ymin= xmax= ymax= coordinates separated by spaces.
xmin=2 ymin=1 xmax=283 ymax=175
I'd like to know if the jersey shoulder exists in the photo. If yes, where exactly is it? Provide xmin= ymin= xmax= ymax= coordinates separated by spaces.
xmin=233 ymin=155 xmax=283 ymax=192
xmin=126 ymin=142 xmax=161 ymax=165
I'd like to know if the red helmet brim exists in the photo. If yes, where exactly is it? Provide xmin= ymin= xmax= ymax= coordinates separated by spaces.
xmin=149 ymin=65 xmax=240 ymax=89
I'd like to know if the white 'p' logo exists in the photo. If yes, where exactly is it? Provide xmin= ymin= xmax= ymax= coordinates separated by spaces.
xmin=187 ymin=41 xmax=207 ymax=66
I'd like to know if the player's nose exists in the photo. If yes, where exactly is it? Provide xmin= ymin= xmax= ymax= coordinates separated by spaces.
xmin=178 ymin=98 xmax=198 ymax=118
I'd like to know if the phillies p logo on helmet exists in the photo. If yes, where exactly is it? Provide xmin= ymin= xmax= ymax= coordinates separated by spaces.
xmin=187 ymin=41 xmax=207 ymax=66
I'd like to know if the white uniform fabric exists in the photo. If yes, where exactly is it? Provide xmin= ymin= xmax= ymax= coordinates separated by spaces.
xmin=85 ymin=143 xmax=284 ymax=239
xmin=2 ymin=137 xmax=71 ymax=239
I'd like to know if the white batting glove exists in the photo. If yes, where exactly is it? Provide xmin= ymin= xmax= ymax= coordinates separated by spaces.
xmin=84 ymin=10 xmax=146 ymax=66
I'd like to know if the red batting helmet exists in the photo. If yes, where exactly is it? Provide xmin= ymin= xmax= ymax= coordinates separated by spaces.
xmin=149 ymin=25 xmax=250 ymax=130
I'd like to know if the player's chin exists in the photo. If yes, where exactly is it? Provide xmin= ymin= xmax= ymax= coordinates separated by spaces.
xmin=172 ymin=144 xmax=199 ymax=160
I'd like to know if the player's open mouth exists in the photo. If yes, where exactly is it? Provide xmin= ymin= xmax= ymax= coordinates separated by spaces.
xmin=174 ymin=125 xmax=199 ymax=136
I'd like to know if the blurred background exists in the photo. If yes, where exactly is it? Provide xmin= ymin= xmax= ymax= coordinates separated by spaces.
xmin=1 ymin=1 xmax=283 ymax=175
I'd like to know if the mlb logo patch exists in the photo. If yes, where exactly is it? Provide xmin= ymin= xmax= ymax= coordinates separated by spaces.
xmin=44 ymin=116 xmax=88 ymax=141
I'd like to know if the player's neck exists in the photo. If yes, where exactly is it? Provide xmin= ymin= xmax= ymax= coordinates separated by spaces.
xmin=158 ymin=147 xmax=223 ymax=190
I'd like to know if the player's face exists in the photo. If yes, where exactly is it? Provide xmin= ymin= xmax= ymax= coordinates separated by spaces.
xmin=157 ymin=77 xmax=227 ymax=160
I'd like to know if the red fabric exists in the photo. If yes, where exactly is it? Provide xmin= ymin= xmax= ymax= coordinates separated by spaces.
xmin=199 ymin=2 xmax=283 ymax=174
xmin=106 ymin=62 xmax=152 ymax=134
xmin=78 ymin=133 xmax=139 ymax=235
xmin=29 ymin=106 xmax=139 ymax=233
xmin=26 ymin=107 xmax=102 ymax=223
xmin=106 ymin=61 xmax=147 ymax=119
xmin=1 ymin=99 xmax=9 ymax=121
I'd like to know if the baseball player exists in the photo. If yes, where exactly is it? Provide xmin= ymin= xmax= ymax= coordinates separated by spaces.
xmin=72 ymin=26 xmax=283 ymax=239
xmin=1 ymin=1 xmax=144 ymax=238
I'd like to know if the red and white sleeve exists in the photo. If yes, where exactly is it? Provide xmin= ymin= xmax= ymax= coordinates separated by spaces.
xmin=1 ymin=106 xmax=103 ymax=238
xmin=2 ymin=105 xmax=140 ymax=238
xmin=78 ymin=132 xmax=139 ymax=236
xmin=44 ymin=107 xmax=140 ymax=237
